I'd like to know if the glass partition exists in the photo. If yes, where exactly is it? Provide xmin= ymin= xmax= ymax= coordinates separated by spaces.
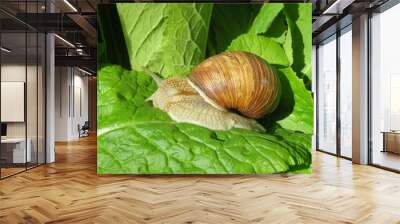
xmin=38 ymin=32 xmax=45 ymax=165
xmin=1 ymin=31 xmax=28 ymax=177
xmin=26 ymin=0 xmax=42 ymax=170
xmin=27 ymin=30 xmax=38 ymax=169
xmin=0 ymin=2 xmax=46 ymax=179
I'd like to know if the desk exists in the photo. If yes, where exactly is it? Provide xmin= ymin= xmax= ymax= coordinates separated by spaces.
xmin=1 ymin=138 xmax=31 ymax=163
xmin=382 ymin=131 xmax=400 ymax=154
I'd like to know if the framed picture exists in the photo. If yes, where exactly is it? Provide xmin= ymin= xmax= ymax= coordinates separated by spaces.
xmin=97 ymin=3 xmax=313 ymax=174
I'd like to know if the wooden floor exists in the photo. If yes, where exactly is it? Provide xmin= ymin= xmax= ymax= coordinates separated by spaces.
xmin=0 ymin=167 xmax=26 ymax=178
xmin=1 ymin=136 xmax=400 ymax=224
xmin=1 ymin=163 xmax=43 ymax=178
xmin=372 ymin=150 xmax=400 ymax=171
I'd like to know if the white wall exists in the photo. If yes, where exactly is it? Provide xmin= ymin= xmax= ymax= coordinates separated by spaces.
xmin=1 ymin=63 xmax=46 ymax=164
xmin=55 ymin=66 xmax=69 ymax=141
xmin=1 ymin=65 xmax=26 ymax=140
xmin=1 ymin=64 xmax=26 ymax=81
xmin=1 ymin=64 xmax=38 ymax=137
xmin=72 ymin=72 xmax=89 ymax=138
xmin=55 ymin=67 xmax=89 ymax=141
xmin=1 ymin=82 xmax=25 ymax=122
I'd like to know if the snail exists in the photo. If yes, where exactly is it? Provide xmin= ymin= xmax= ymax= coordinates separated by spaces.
xmin=144 ymin=51 xmax=281 ymax=132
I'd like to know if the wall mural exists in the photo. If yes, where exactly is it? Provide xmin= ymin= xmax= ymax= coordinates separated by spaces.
xmin=97 ymin=3 xmax=313 ymax=174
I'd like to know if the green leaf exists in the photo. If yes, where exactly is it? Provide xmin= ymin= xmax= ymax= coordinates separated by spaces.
xmin=97 ymin=65 xmax=311 ymax=174
xmin=283 ymin=3 xmax=312 ymax=79
xmin=272 ymin=67 xmax=314 ymax=134
xmin=249 ymin=3 xmax=284 ymax=34
xmin=97 ymin=65 xmax=168 ymax=130
xmin=227 ymin=34 xmax=289 ymax=67
xmin=207 ymin=4 xmax=261 ymax=55
xmin=117 ymin=3 xmax=213 ymax=78
xmin=226 ymin=32 xmax=313 ymax=134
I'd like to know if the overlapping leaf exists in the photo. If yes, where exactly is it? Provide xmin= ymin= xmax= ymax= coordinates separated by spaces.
xmin=117 ymin=3 xmax=213 ymax=78
xmin=249 ymin=3 xmax=284 ymax=35
xmin=273 ymin=68 xmax=313 ymax=134
xmin=283 ymin=3 xmax=313 ymax=80
xmin=228 ymin=34 xmax=289 ymax=67
xmin=227 ymin=34 xmax=313 ymax=134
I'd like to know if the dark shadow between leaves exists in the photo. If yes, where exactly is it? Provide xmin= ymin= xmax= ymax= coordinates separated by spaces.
xmin=206 ymin=4 xmax=262 ymax=57
xmin=258 ymin=68 xmax=294 ymax=129
xmin=98 ymin=4 xmax=131 ymax=70
xmin=285 ymin=5 xmax=306 ymax=79
xmin=261 ymin=11 xmax=287 ymax=43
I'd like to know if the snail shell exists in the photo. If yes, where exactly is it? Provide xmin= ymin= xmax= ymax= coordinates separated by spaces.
xmin=188 ymin=51 xmax=281 ymax=119
xmin=145 ymin=51 xmax=280 ymax=131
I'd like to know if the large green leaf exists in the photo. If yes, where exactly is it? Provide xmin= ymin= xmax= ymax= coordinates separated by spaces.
xmin=283 ymin=3 xmax=312 ymax=80
xmin=117 ymin=3 xmax=213 ymax=78
xmin=272 ymin=67 xmax=313 ymax=134
xmin=249 ymin=3 xmax=284 ymax=34
xmin=226 ymin=33 xmax=313 ymax=134
xmin=227 ymin=34 xmax=289 ymax=67
xmin=97 ymin=65 xmax=311 ymax=174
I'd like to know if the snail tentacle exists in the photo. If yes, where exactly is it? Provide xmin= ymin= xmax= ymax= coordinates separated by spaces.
xmin=142 ymin=66 xmax=162 ymax=86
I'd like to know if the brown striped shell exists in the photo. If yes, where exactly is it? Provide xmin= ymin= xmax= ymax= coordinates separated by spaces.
xmin=188 ymin=51 xmax=281 ymax=119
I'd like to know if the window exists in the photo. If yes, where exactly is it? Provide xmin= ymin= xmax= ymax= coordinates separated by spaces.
xmin=317 ymin=35 xmax=337 ymax=154
xmin=339 ymin=27 xmax=352 ymax=158
xmin=370 ymin=3 xmax=400 ymax=171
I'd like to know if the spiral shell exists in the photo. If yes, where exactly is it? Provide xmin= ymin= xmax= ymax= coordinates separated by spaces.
xmin=188 ymin=51 xmax=281 ymax=119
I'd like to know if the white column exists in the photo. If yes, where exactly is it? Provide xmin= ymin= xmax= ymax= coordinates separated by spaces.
xmin=352 ymin=14 xmax=369 ymax=164
xmin=46 ymin=1 xmax=55 ymax=163
xmin=312 ymin=45 xmax=317 ymax=151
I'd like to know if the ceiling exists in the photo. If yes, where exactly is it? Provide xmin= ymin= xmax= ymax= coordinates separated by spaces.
xmin=0 ymin=0 xmax=103 ymax=73
xmin=1 ymin=32 xmax=45 ymax=63
xmin=312 ymin=0 xmax=391 ymax=43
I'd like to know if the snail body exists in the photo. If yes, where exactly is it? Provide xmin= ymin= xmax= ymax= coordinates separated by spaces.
xmin=145 ymin=51 xmax=281 ymax=131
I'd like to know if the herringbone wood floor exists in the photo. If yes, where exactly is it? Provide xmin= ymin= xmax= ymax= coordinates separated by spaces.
xmin=1 ymin=136 xmax=400 ymax=224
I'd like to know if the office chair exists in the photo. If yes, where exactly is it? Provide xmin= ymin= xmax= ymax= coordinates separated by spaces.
xmin=79 ymin=121 xmax=90 ymax=138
